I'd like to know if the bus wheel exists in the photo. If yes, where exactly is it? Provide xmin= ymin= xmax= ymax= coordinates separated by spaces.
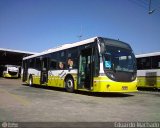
xmin=65 ymin=78 xmax=74 ymax=93
xmin=29 ymin=75 xmax=33 ymax=87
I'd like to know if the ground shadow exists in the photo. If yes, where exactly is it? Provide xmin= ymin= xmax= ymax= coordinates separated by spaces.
xmin=137 ymin=87 xmax=160 ymax=92
xmin=0 ymin=77 xmax=20 ymax=79
xmin=74 ymin=90 xmax=134 ymax=97
xmin=22 ymin=83 xmax=66 ymax=92
xmin=22 ymin=83 xmax=135 ymax=97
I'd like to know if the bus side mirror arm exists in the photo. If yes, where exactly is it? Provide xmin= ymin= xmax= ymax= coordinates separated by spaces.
xmin=112 ymin=64 xmax=116 ymax=73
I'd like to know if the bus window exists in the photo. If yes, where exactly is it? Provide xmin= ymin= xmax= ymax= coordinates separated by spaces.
xmin=58 ymin=51 xmax=66 ymax=69
xmin=137 ymin=57 xmax=151 ymax=70
xmin=67 ymin=48 xmax=78 ymax=69
xmin=152 ymin=56 xmax=160 ymax=69
xmin=35 ymin=57 xmax=41 ymax=70
xmin=50 ymin=60 xmax=57 ymax=70
xmin=29 ymin=58 xmax=35 ymax=68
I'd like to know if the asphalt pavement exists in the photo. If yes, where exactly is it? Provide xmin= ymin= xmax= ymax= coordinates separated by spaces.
xmin=0 ymin=78 xmax=159 ymax=125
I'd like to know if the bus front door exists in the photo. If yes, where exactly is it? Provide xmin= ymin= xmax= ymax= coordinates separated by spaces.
xmin=40 ymin=58 xmax=48 ymax=85
xmin=78 ymin=48 xmax=93 ymax=90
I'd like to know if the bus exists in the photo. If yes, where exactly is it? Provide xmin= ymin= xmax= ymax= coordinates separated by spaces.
xmin=0 ymin=65 xmax=20 ymax=78
xmin=22 ymin=37 xmax=137 ymax=93
xmin=136 ymin=52 xmax=160 ymax=89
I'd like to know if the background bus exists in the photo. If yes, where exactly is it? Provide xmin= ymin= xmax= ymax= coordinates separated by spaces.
xmin=0 ymin=65 xmax=20 ymax=78
xmin=136 ymin=52 xmax=160 ymax=89
xmin=22 ymin=37 xmax=137 ymax=93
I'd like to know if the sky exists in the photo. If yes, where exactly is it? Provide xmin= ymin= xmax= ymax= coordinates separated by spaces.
xmin=0 ymin=0 xmax=160 ymax=54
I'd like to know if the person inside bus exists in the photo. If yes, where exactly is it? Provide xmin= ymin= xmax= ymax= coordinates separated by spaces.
xmin=59 ymin=62 xmax=64 ymax=69
xmin=67 ymin=58 xmax=73 ymax=70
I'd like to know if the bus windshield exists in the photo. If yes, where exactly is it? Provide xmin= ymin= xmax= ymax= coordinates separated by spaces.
xmin=103 ymin=45 xmax=136 ymax=73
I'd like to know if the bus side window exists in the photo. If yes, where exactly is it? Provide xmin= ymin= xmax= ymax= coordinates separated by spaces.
xmin=35 ymin=57 xmax=41 ymax=70
xmin=58 ymin=51 xmax=66 ymax=69
xmin=152 ymin=56 xmax=160 ymax=69
xmin=67 ymin=47 xmax=78 ymax=69
xmin=50 ymin=60 xmax=57 ymax=70
xmin=29 ymin=58 xmax=35 ymax=68
xmin=48 ymin=52 xmax=59 ymax=70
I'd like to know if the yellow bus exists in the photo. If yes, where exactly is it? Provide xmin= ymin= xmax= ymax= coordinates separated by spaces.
xmin=136 ymin=52 xmax=160 ymax=89
xmin=0 ymin=65 xmax=20 ymax=78
xmin=22 ymin=37 xmax=137 ymax=93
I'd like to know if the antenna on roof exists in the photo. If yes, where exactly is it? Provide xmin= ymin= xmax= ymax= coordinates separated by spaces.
xmin=148 ymin=0 xmax=155 ymax=14
xmin=78 ymin=25 xmax=83 ymax=41
xmin=78 ymin=35 xmax=83 ymax=41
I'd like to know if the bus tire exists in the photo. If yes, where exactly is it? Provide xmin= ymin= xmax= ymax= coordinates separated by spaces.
xmin=29 ymin=75 xmax=33 ymax=87
xmin=65 ymin=77 xmax=74 ymax=93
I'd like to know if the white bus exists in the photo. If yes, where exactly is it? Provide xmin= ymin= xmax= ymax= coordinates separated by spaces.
xmin=22 ymin=37 xmax=137 ymax=93
xmin=0 ymin=65 xmax=20 ymax=78
xmin=136 ymin=52 xmax=160 ymax=89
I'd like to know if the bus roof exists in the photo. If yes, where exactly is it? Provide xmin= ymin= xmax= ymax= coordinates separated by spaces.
xmin=23 ymin=36 xmax=133 ymax=60
xmin=4 ymin=64 xmax=20 ymax=67
xmin=135 ymin=52 xmax=160 ymax=58
xmin=23 ymin=37 xmax=98 ymax=60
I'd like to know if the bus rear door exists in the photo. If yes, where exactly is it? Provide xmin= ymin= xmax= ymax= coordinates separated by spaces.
xmin=40 ymin=58 xmax=48 ymax=85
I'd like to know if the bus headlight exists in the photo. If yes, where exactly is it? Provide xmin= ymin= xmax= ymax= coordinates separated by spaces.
xmin=131 ymin=73 xmax=136 ymax=81
xmin=107 ymin=72 xmax=115 ymax=79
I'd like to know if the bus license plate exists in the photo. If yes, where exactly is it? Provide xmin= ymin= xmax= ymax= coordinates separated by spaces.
xmin=122 ymin=86 xmax=128 ymax=90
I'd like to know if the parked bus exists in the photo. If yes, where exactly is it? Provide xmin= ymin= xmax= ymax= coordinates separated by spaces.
xmin=0 ymin=65 xmax=20 ymax=78
xmin=136 ymin=52 xmax=160 ymax=89
xmin=22 ymin=37 xmax=137 ymax=93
